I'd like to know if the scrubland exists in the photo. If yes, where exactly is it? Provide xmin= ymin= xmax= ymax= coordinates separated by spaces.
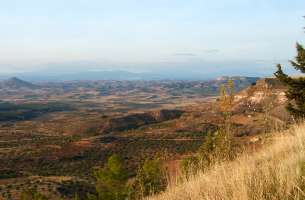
xmin=149 ymin=123 xmax=305 ymax=200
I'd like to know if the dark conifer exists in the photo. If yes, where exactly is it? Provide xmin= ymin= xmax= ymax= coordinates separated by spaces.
xmin=275 ymin=17 xmax=305 ymax=119
xmin=274 ymin=42 xmax=305 ymax=119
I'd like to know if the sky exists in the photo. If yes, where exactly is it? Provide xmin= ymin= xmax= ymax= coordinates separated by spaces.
xmin=0 ymin=0 xmax=305 ymax=76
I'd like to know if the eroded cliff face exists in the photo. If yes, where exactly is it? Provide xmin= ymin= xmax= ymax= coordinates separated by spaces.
xmin=235 ymin=78 xmax=286 ymax=104
xmin=234 ymin=78 xmax=290 ymax=122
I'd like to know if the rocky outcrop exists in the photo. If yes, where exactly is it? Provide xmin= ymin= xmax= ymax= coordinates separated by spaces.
xmin=234 ymin=78 xmax=290 ymax=121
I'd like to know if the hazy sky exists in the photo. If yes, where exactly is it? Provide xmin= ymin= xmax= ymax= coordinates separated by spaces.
xmin=0 ymin=0 xmax=305 ymax=76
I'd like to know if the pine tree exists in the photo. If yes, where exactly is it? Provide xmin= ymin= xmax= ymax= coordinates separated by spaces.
xmin=88 ymin=154 xmax=130 ymax=200
xmin=274 ymin=42 xmax=305 ymax=119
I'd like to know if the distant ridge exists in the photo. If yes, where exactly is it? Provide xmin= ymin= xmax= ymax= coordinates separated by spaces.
xmin=0 ymin=77 xmax=39 ymax=89
xmin=2 ymin=70 xmax=255 ymax=82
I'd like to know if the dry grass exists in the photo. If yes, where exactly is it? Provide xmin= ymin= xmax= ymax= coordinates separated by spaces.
xmin=149 ymin=123 xmax=305 ymax=200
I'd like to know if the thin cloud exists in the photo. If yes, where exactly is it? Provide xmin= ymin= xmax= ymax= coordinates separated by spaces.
xmin=173 ymin=53 xmax=197 ymax=57
xmin=204 ymin=49 xmax=220 ymax=54
xmin=173 ymin=49 xmax=220 ymax=57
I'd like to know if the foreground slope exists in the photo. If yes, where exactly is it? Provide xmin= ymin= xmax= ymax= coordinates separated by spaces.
xmin=149 ymin=123 xmax=305 ymax=200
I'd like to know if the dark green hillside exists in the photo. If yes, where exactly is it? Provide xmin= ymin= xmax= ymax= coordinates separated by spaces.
xmin=0 ymin=102 xmax=73 ymax=121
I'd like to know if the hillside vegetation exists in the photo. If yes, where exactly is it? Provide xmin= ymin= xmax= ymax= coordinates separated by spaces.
xmin=149 ymin=123 xmax=305 ymax=200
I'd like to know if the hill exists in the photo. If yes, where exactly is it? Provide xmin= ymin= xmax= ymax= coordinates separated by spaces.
xmin=0 ymin=77 xmax=39 ymax=89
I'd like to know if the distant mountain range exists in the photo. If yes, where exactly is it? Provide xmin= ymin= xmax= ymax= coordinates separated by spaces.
xmin=0 ymin=76 xmax=260 ymax=96
xmin=0 ymin=70 xmax=258 ymax=82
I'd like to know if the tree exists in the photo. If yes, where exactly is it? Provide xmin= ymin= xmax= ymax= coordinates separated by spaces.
xmin=275 ymin=42 xmax=305 ymax=119
xmin=88 ymin=154 xmax=130 ymax=200
xmin=201 ymin=81 xmax=236 ymax=164
xmin=134 ymin=159 xmax=167 ymax=198
xmin=181 ymin=81 xmax=236 ymax=176
xmin=216 ymin=80 xmax=235 ymax=160
xmin=220 ymin=79 xmax=235 ymax=129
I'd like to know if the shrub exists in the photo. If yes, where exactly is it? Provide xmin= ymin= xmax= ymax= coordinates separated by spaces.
xmin=88 ymin=154 xmax=130 ymax=200
xmin=133 ymin=159 xmax=167 ymax=198
xmin=20 ymin=188 xmax=48 ymax=200
xmin=181 ymin=156 xmax=200 ymax=179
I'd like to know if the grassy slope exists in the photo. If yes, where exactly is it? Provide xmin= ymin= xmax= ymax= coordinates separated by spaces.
xmin=149 ymin=123 xmax=305 ymax=200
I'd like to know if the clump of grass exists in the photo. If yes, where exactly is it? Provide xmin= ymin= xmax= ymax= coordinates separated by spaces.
xmin=148 ymin=123 xmax=305 ymax=200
